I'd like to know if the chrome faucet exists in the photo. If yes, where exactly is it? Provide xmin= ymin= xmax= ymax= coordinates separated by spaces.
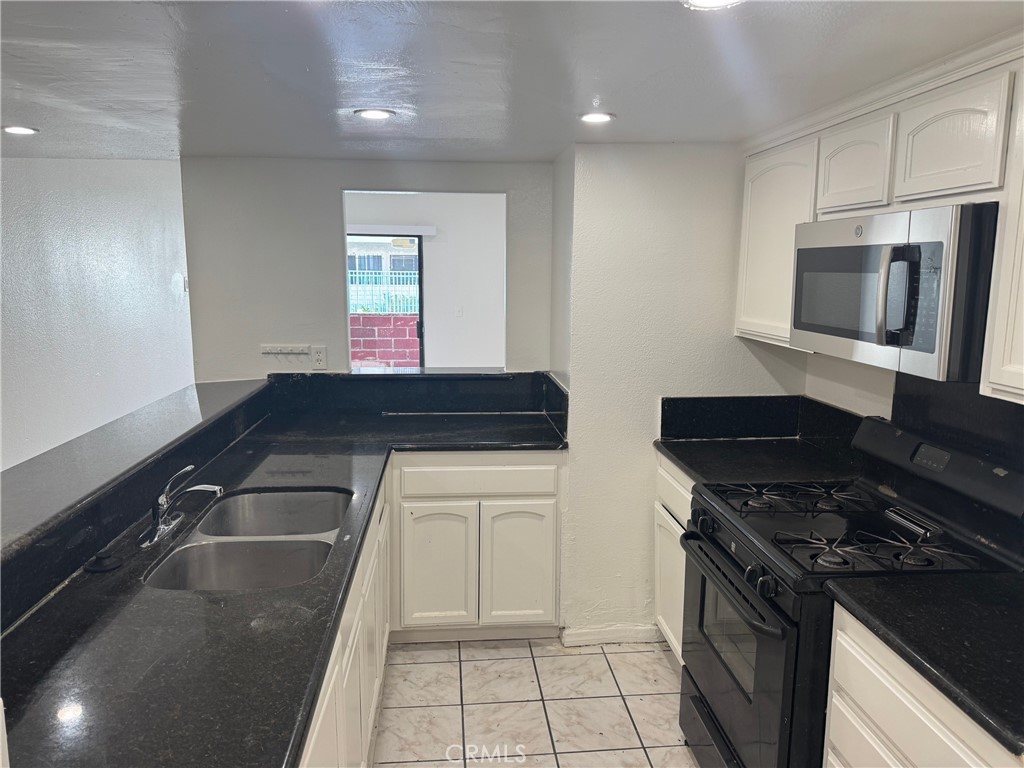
xmin=138 ymin=465 xmax=223 ymax=549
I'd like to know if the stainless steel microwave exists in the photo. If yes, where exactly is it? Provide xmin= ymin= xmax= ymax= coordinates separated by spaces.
xmin=790 ymin=203 xmax=998 ymax=381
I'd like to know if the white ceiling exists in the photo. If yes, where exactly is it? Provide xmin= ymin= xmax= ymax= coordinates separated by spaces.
xmin=2 ymin=1 xmax=1021 ymax=162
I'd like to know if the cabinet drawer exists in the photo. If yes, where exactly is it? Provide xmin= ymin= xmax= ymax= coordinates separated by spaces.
xmin=832 ymin=609 xmax=1017 ymax=767
xmin=828 ymin=694 xmax=901 ymax=768
xmin=656 ymin=466 xmax=693 ymax=524
xmin=401 ymin=465 xmax=557 ymax=498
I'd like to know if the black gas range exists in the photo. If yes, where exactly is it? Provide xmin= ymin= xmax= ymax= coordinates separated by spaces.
xmin=679 ymin=417 xmax=1023 ymax=768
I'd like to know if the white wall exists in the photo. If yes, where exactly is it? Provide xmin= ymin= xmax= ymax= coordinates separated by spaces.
xmin=804 ymin=354 xmax=895 ymax=417
xmin=561 ymin=144 xmax=806 ymax=644
xmin=344 ymin=191 xmax=506 ymax=368
xmin=1 ymin=158 xmax=194 ymax=469
xmin=182 ymin=158 xmax=552 ymax=381
xmin=549 ymin=147 xmax=575 ymax=390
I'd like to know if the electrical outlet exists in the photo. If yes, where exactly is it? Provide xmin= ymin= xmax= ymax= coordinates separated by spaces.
xmin=311 ymin=345 xmax=327 ymax=370
xmin=260 ymin=344 xmax=311 ymax=355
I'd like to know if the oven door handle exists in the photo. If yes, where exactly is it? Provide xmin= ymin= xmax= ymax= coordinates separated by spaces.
xmin=682 ymin=532 xmax=786 ymax=641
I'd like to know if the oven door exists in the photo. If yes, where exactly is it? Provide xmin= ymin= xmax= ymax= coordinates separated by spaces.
xmin=681 ymin=531 xmax=797 ymax=768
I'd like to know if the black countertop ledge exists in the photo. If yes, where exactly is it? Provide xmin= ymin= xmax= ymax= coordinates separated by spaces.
xmin=1 ymin=380 xmax=268 ymax=555
xmin=654 ymin=436 xmax=861 ymax=484
xmin=1 ymin=409 xmax=566 ymax=768
xmin=826 ymin=574 xmax=1024 ymax=756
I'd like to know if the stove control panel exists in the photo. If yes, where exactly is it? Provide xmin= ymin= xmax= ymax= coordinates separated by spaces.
xmin=912 ymin=443 xmax=951 ymax=473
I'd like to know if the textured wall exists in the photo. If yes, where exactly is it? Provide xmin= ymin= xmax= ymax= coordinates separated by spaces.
xmin=561 ymin=144 xmax=806 ymax=643
xmin=549 ymin=147 xmax=575 ymax=391
xmin=1 ymin=158 xmax=194 ymax=469
xmin=182 ymin=158 xmax=552 ymax=381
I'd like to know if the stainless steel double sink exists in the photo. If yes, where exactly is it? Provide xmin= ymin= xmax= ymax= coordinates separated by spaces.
xmin=145 ymin=489 xmax=352 ymax=591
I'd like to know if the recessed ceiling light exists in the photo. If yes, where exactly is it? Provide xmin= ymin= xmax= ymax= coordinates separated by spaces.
xmin=3 ymin=126 xmax=39 ymax=135
xmin=354 ymin=109 xmax=396 ymax=121
xmin=580 ymin=112 xmax=615 ymax=124
xmin=682 ymin=0 xmax=744 ymax=10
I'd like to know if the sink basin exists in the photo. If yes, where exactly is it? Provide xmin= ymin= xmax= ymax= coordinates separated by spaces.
xmin=198 ymin=489 xmax=351 ymax=537
xmin=145 ymin=540 xmax=332 ymax=591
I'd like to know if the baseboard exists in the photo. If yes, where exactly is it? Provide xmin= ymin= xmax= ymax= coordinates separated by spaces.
xmin=561 ymin=623 xmax=665 ymax=647
xmin=389 ymin=624 xmax=559 ymax=643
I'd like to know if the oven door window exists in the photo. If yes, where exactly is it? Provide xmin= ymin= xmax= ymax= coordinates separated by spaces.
xmin=701 ymin=580 xmax=756 ymax=699
xmin=793 ymin=244 xmax=897 ymax=342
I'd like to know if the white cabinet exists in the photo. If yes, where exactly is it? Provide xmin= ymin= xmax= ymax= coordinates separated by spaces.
xmin=654 ymin=456 xmax=696 ymax=666
xmin=393 ymin=452 xmax=562 ymax=631
xmin=300 ymin=489 xmax=391 ymax=768
xmin=338 ymin=614 xmax=364 ymax=768
xmin=893 ymin=70 xmax=1014 ymax=201
xmin=401 ymin=501 xmax=480 ymax=626
xmin=824 ymin=606 xmax=1020 ymax=768
xmin=479 ymin=500 xmax=557 ymax=625
xmin=735 ymin=137 xmax=818 ymax=345
xmin=817 ymin=114 xmax=895 ymax=211
xmin=303 ymin=668 xmax=340 ymax=768
xmin=983 ymin=171 xmax=1024 ymax=404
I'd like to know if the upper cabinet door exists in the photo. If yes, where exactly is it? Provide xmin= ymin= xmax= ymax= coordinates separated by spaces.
xmin=735 ymin=138 xmax=818 ymax=345
xmin=817 ymin=114 xmax=895 ymax=211
xmin=401 ymin=501 xmax=479 ymax=626
xmin=983 ymin=172 xmax=1024 ymax=404
xmin=893 ymin=70 xmax=1013 ymax=201
xmin=479 ymin=500 xmax=556 ymax=625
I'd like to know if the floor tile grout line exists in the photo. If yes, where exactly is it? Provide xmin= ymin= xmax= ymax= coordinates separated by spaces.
xmin=602 ymin=648 xmax=655 ymax=768
xmin=458 ymin=641 xmax=467 ymax=768
xmin=531 ymin=638 xmax=562 ymax=768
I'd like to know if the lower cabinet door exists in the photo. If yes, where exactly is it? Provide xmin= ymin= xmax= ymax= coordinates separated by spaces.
xmin=338 ymin=610 xmax=364 ymax=768
xmin=376 ymin=514 xmax=391 ymax=675
xmin=401 ymin=501 xmax=480 ymax=626
xmin=359 ymin=552 xmax=379 ymax=751
xmin=302 ymin=666 xmax=340 ymax=768
xmin=654 ymin=504 xmax=686 ymax=664
xmin=479 ymin=500 xmax=556 ymax=625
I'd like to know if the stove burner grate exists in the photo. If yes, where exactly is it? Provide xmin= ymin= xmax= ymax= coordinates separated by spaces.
xmin=853 ymin=530 xmax=980 ymax=571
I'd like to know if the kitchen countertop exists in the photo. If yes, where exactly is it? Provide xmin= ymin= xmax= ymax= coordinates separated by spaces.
xmin=654 ymin=436 xmax=861 ymax=484
xmin=1 ymin=379 xmax=268 ymax=556
xmin=1 ymin=410 xmax=565 ymax=768
xmin=826 ymin=573 xmax=1024 ymax=756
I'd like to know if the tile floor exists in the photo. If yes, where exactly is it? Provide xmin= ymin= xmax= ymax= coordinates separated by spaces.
xmin=372 ymin=639 xmax=698 ymax=768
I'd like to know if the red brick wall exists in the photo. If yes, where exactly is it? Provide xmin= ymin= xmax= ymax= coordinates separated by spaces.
xmin=350 ymin=314 xmax=421 ymax=368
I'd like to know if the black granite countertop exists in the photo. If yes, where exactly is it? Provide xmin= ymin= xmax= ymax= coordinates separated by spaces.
xmin=1 ymin=410 xmax=565 ymax=768
xmin=655 ymin=436 xmax=861 ymax=484
xmin=1 ymin=379 xmax=268 ymax=555
xmin=826 ymin=573 xmax=1024 ymax=756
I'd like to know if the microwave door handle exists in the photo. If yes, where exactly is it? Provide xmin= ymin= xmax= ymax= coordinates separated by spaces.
xmin=876 ymin=245 xmax=897 ymax=345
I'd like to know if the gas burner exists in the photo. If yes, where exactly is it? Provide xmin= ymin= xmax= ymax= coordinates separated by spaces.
xmin=773 ymin=531 xmax=868 ymax=572
xmin=743 ymin=497 xmax=773 ymax=511
xmin=854 ymin=530 xmax=980 ymax=571
xmin=895 ymin=551 xmax=934 ymax=568
xmin=814 ymin=551 xmax=850 ymax=568
xmin=814 ymin=498 xmax=843 ymax=512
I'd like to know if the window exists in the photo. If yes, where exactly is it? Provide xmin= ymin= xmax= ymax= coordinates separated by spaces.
xmin=389 ymin=254 xmax=418 ymax=272
xmin=347 ymin=253 xmax=383 ymax=272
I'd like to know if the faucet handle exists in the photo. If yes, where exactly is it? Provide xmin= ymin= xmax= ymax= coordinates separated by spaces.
xmin=157 ymin=465 xmax=196 ymax=511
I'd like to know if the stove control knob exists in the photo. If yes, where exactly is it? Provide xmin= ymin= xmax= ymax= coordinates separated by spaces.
xmin=743 ymin=563 xmax=765 ymax=585
xmin=756 ymin=575 xmax=777 ymax=599
xmin=696 ymin=514 xmax=716 ymax=535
